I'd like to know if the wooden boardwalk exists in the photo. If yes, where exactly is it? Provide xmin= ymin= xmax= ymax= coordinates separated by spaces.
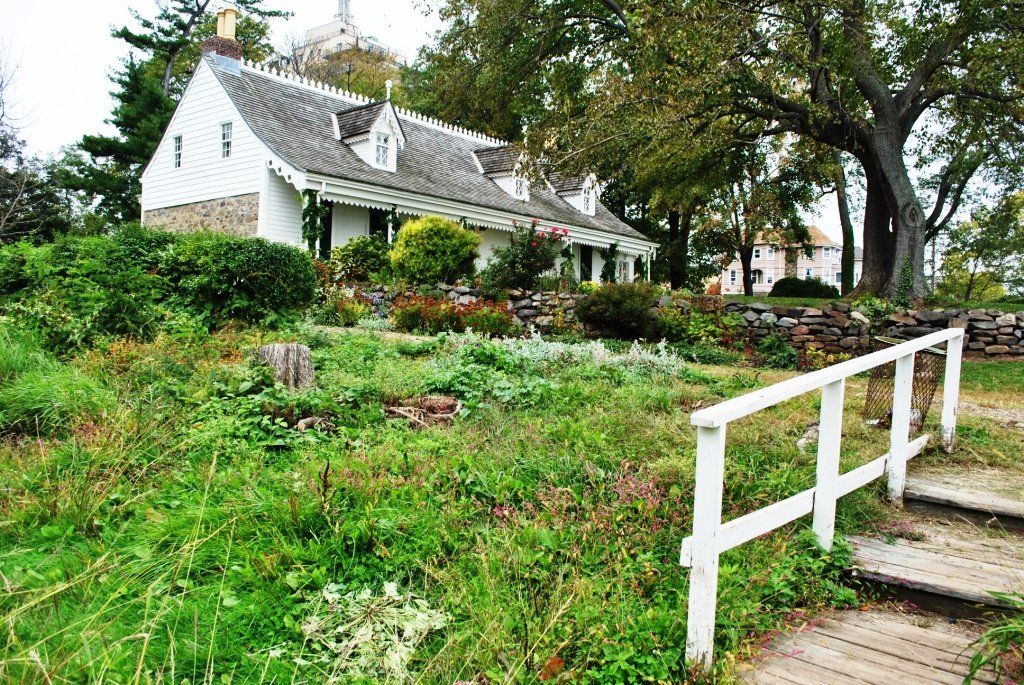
xmin=740 ymin=466 xmax=1023 ymax=683
xmin=739 ymin=609 xmax=995 ymax=684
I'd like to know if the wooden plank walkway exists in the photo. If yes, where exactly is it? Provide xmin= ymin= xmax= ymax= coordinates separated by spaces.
xmin=849 ymin=518 xmax=1024 ymax=607
xmin=739 ymin=609 xmax=996 ymax=684
xmin=905 ymin=466 xmax=1024 ymax=520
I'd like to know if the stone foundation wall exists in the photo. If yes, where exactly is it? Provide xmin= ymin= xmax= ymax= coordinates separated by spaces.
xmin=142 ymin=192 xmax=260 ymax=237
xmin=723 ymin=302 xmax=1024 ymax=358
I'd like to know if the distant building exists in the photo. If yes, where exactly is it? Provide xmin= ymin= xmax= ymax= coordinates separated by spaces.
xmin=296 ymin=1 xmax=408 ymax=70
xmin=720 ymin=226 xmax=863 ymax=294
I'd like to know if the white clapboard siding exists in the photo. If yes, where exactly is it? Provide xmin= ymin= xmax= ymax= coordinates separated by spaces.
xmin=331 ymin=204 xmax=370 ymax=245
xmin=141 ymin=61 xmax=265 ymax=211
xmin=261 ymin=169 xmax=303 ymax=245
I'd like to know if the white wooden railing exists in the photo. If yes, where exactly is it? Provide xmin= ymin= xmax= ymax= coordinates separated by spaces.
xmin=681 ymin=328 xmax=964 ymax=667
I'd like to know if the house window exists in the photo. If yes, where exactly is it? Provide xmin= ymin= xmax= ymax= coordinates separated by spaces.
xmin=823 ymin=246 xmax=831 ymax=260
xmin=767 ymin=270 xmax=774 ymax=284
xmin=582 ymin=187 xmax=593 ymax=213
xmin=515 ymin=176 xmax=526 ymax=199
xmin=374 ymin=132 xmax=390 ymax=168
xmin=730 ymin=270 xmax=737 ymax=285
xmin=805 ymin=267 xmax=813 ymax=279
xmin=752 ymin=269 xmax=763 ymax=284
xmin=753 ymin=248 xmax=761 ymax=260
xmin=835 ymin=272 xmax=842 ymax=285
xmin=618 ymin=260 xmax=629 ymax=283
xmin=767 ymin=247 xmax=775 ymax=259
xmin=221 ymin=122 xmax=233 ymax=158
xmin=823 ymin=268 xmax=832 ymax=283
xmin=173 ymin=135 xmax=182 ymax=168
xmin=579 ymin=245 xmax=593 ymax=281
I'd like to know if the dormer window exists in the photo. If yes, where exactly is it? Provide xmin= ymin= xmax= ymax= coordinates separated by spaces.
xmin=552 ymin=172 xmax=599 ymax=216
xmin=375 ymin=132 xmax=390 ymax=168
xmin=515 ymin=176 xmax=526 ymax=198
xmin=583 ymin=187 xmax=593 ymax=213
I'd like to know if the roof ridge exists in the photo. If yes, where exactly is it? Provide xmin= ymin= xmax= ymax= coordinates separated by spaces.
xmin=240 ymin=58 xmax=508 ymax=147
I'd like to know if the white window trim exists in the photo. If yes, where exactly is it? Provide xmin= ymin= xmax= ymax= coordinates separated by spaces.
xmin=173 ymin=135 xmax=182 ymax=168
xmin=767 ymin=270 xmax=774 ymax=284
xmin=805 ymin=267 xmax=814 ymax=279
xmin=753 ymin=248 xmax=761 ymax=259
xmin=221 ymin=122 xmax=233 ymax=159
xmin=767 ymin=247 xmax=775 ymax=259
xmin=729 ymin=269 xmax=737 ymax=285
xmin=374 ymin=131 xmax=391 ymax=169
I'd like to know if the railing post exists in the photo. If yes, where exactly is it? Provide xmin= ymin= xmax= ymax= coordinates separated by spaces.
xmin=940 ymin=332 xmax=963 ymax=452
xmin=813 ymin=379 xmax=845 ymax=550
xmin=887 ymin=354 xmax=915 ymax=501
xmin=685 ymin=424 xmax=726 ymax=669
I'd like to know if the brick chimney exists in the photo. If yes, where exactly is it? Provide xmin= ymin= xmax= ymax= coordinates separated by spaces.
xmin=201 ymin=6 xmax=242 ymax=61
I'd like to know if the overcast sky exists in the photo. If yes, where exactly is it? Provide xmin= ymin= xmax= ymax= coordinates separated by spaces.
xmin=2 ymin=0 xmax=847 ymax=240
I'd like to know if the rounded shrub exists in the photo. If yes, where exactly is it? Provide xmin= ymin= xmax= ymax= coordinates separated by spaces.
xmin=768 ymin=276 xmax=840 ymax=299
xmin=330 ymin=235 xmax=392 ymax=282
xmin=480 ymin=223 xmax=564 ymax=292
xmin=160 ymin=231 xmax=317 ymax=326
xmin=108 ymin=223 xmax=180 ymax=272
xmin=390 ymin=216 xmax=480 ymax=285
xmin=576 ymin=281 xmax=660 ymax=340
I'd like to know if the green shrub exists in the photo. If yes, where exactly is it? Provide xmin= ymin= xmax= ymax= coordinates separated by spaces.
xmin=757 ymin=334 xmax=799 ymax=369
xmin=108 ymin=223 xmax=179 ymax=271
xmin=576 ymin=282 xmax=659 ymax=340
xmin=330 ymin=235 xmax=392 ymax=282
xmin=655 ymin=306 xmax=743 ymax=346
xmin=851 ymin=294 xmax=892 ymax=323
xmin=389 ymin=216 xmax=480 ymax=285
xmin=768 ymin=276 xmax=840 ymax=299
xmin=480 ymin=223 xmax=565 ymax=291
xmin=160 ymin=231 xmax=317 ymax=326
xmin=4 ymin=236 xmax=168 ymax=350
xmin=0 ymin=241 xmax=40 ymax=295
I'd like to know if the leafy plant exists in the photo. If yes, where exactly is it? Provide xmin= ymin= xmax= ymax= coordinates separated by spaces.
xmin=655 ymin=307 xmax=743 ymax=347
xmin=965 ymin=592 xmax=1024 ymax=684
xmin=576 ymin=281 xmax=659 ymax=340
xmin=389 ymin=215 xmax=480 ymax=284
xmin=598 ymin=242 xmax=621 ymax=283
xmin=851 ymin=294 xmax=893 ymax=323
xmin=331 ymin=235 xmax=392 ymax=282
xmin=390 ymin=296 xmax=515 ymax=336
xmin=756 ymin=334 xmax=799 ymax=369
xmin=301 ymin=190 xmax=332 ymax=252
xmin=313 ymin=288 xmax=372 ymax=326
xmin=768 ymin=276 xmax=840 ymax=299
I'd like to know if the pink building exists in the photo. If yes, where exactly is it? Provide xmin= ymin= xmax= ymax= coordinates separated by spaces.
xmin=720 ymin=226 xmax=863 ymax=295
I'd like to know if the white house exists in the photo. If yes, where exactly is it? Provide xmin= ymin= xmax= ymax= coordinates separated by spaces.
xmin=720 ymin=226 xmax=863 ymax=294
xmin=140 ymin=8 xmax=658 ymax=282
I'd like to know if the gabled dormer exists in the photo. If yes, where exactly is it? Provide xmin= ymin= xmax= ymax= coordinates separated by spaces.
xmin=474 ymin=145 xmax=530 ymax=201
xmin=332 ymin=100 xmax=406 ymax=173
xmin=551 ymin=172 xmax=600 ymax=216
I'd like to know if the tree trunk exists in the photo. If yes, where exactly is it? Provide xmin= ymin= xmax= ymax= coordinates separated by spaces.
xmin=850 ymin=158 xmax=893 ymax=297
xmin=739 ymin=246 xmax=755 ymax=296
xmin=668 ymin=209 xmax=682 ymax=289
xmin=257 ymin=343 xmax=315 ymax=391
xmin=784 ymin=248 xmax=798 ymax=278
xmin=833 ymin=151 xmax=856 ymax=297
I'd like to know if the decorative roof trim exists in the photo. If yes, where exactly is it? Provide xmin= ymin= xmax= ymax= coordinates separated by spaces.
xmin=240 ymin=58 xmax=507 ymax=147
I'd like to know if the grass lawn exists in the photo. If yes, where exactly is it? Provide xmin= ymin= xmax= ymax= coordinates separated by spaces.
xmin=0 ymin=325 xmax=1017 ymax=684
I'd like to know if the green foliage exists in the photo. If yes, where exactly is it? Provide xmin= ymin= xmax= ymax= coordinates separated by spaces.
xmin=965 ymin=592 xmax=1024 ymax=684
xmin=389 ymin=215 xmax=480 ymax=285
xmin=851 ymin=294 xmax=893 ymax=323
xmin=108 ymin=222 xmax=178 ymax=271
xmin=480 ymin=223 xmax=565 ymax=292
xmin=655 ymin=306 xmax=743 ymax=347
xmin=757 ymin=334 xmax=799 ymax=370
xmin=313 ymin=289 xmax=372 ymax=327
xmin=576 ymin=281 xmax=659 ymax=340
xmin=892 ymin=256 xmax=914 ymax=309
xmin=160 ymin=230 xmax=317 ymax=326
xmin=938 ymin=194 xmax=1024 ymax=300
xmin=390 ymin=296 xmax=516 ymax=336
xmin=331 ymin=235 xmax=392 ymax=282
xmin=769 ymin=276 xmax=840 ymax=299
xmin=301 ymin=190 xmax=331 ymax=252
xmin=598 ymin=242 xmax=620 ymax=283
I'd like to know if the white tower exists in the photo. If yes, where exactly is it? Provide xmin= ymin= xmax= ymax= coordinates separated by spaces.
xmin=336 ymin=0 xmax=352 ymax=23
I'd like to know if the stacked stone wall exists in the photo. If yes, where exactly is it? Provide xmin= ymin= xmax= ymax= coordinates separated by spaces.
xmin=142 ymin=192 xmax=259 ymax=237
xmin=723 ymin=302 xmax=1024 ymax=358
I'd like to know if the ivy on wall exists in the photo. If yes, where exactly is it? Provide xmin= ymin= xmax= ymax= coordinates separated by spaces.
xmin=301 ymin=190 xmax=331 ymax=253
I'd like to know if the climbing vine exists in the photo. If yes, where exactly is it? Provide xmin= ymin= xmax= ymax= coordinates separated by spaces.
xmin=598 ymin=242 xmax=620 ymax=283
xmin=893 ymin=256 xmax=913 ymax=309
xmin=301 ymin=190 xmax=331 ymax=253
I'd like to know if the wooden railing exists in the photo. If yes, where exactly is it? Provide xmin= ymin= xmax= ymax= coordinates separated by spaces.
xmin=681 ymin=328 xmax=964 ymax=667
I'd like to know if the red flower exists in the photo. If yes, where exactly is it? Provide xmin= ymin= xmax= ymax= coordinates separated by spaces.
xmin=530 ymin=241 xmax=538 ymax=247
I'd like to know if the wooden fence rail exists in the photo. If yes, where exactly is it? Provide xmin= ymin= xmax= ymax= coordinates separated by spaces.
xmin=681 ymin=327 xmax=964 ymax=667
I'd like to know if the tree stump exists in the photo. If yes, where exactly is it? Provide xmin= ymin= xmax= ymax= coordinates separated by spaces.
xmin=256 ymin=343 xmax=315 ymax=391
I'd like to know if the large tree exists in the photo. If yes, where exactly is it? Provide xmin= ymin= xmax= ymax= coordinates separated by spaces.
xmin=937 ymin=193 xmax=1024 ymax=300
xmin=414 ymin=0 xmax=1024 ymax=298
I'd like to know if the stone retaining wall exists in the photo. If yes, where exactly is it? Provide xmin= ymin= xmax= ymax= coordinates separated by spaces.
xmin=723 ymin=302 xmax=1024 ymax=357
xmin=142 ymin=193 xmax=260 ymax=237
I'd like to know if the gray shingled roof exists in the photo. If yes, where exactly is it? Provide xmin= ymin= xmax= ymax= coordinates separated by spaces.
xmin=335 ymin=101 xmax=388 ymax=140
xmin=206 ymin=58 xmax=651 ymax=244
xmin=473 ymin=145 xmax=518 ymax=175
xmin=549 ymin=171 xmax=588 ymax=193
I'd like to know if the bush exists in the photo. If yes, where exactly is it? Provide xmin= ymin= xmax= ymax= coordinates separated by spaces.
xmin=390 ymin=296 xmax=516 ymax=336
xmin=655 ymin=306 xmax=743 ymax=346
xmin=768 ymin=276 xmax=840 ymax=299
xmin=756 ymin=334 xmax=799 ymax=369
xmin=160 ymin=231 xmax=317 ymax=326
xmin=108 ymin=223 xmax=179 ymax=272
xmin=312 ymin=289 xmax=372 ymax=326
xmin=330 ymin=235 xmax=392 ymax=282
xmin=480 ymin=223 xmax=565 ymax=292
xmin=576 ymin=282 xmax=659 ymax=340
xmin=389 ymin=216 xmax=480 ymax=285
